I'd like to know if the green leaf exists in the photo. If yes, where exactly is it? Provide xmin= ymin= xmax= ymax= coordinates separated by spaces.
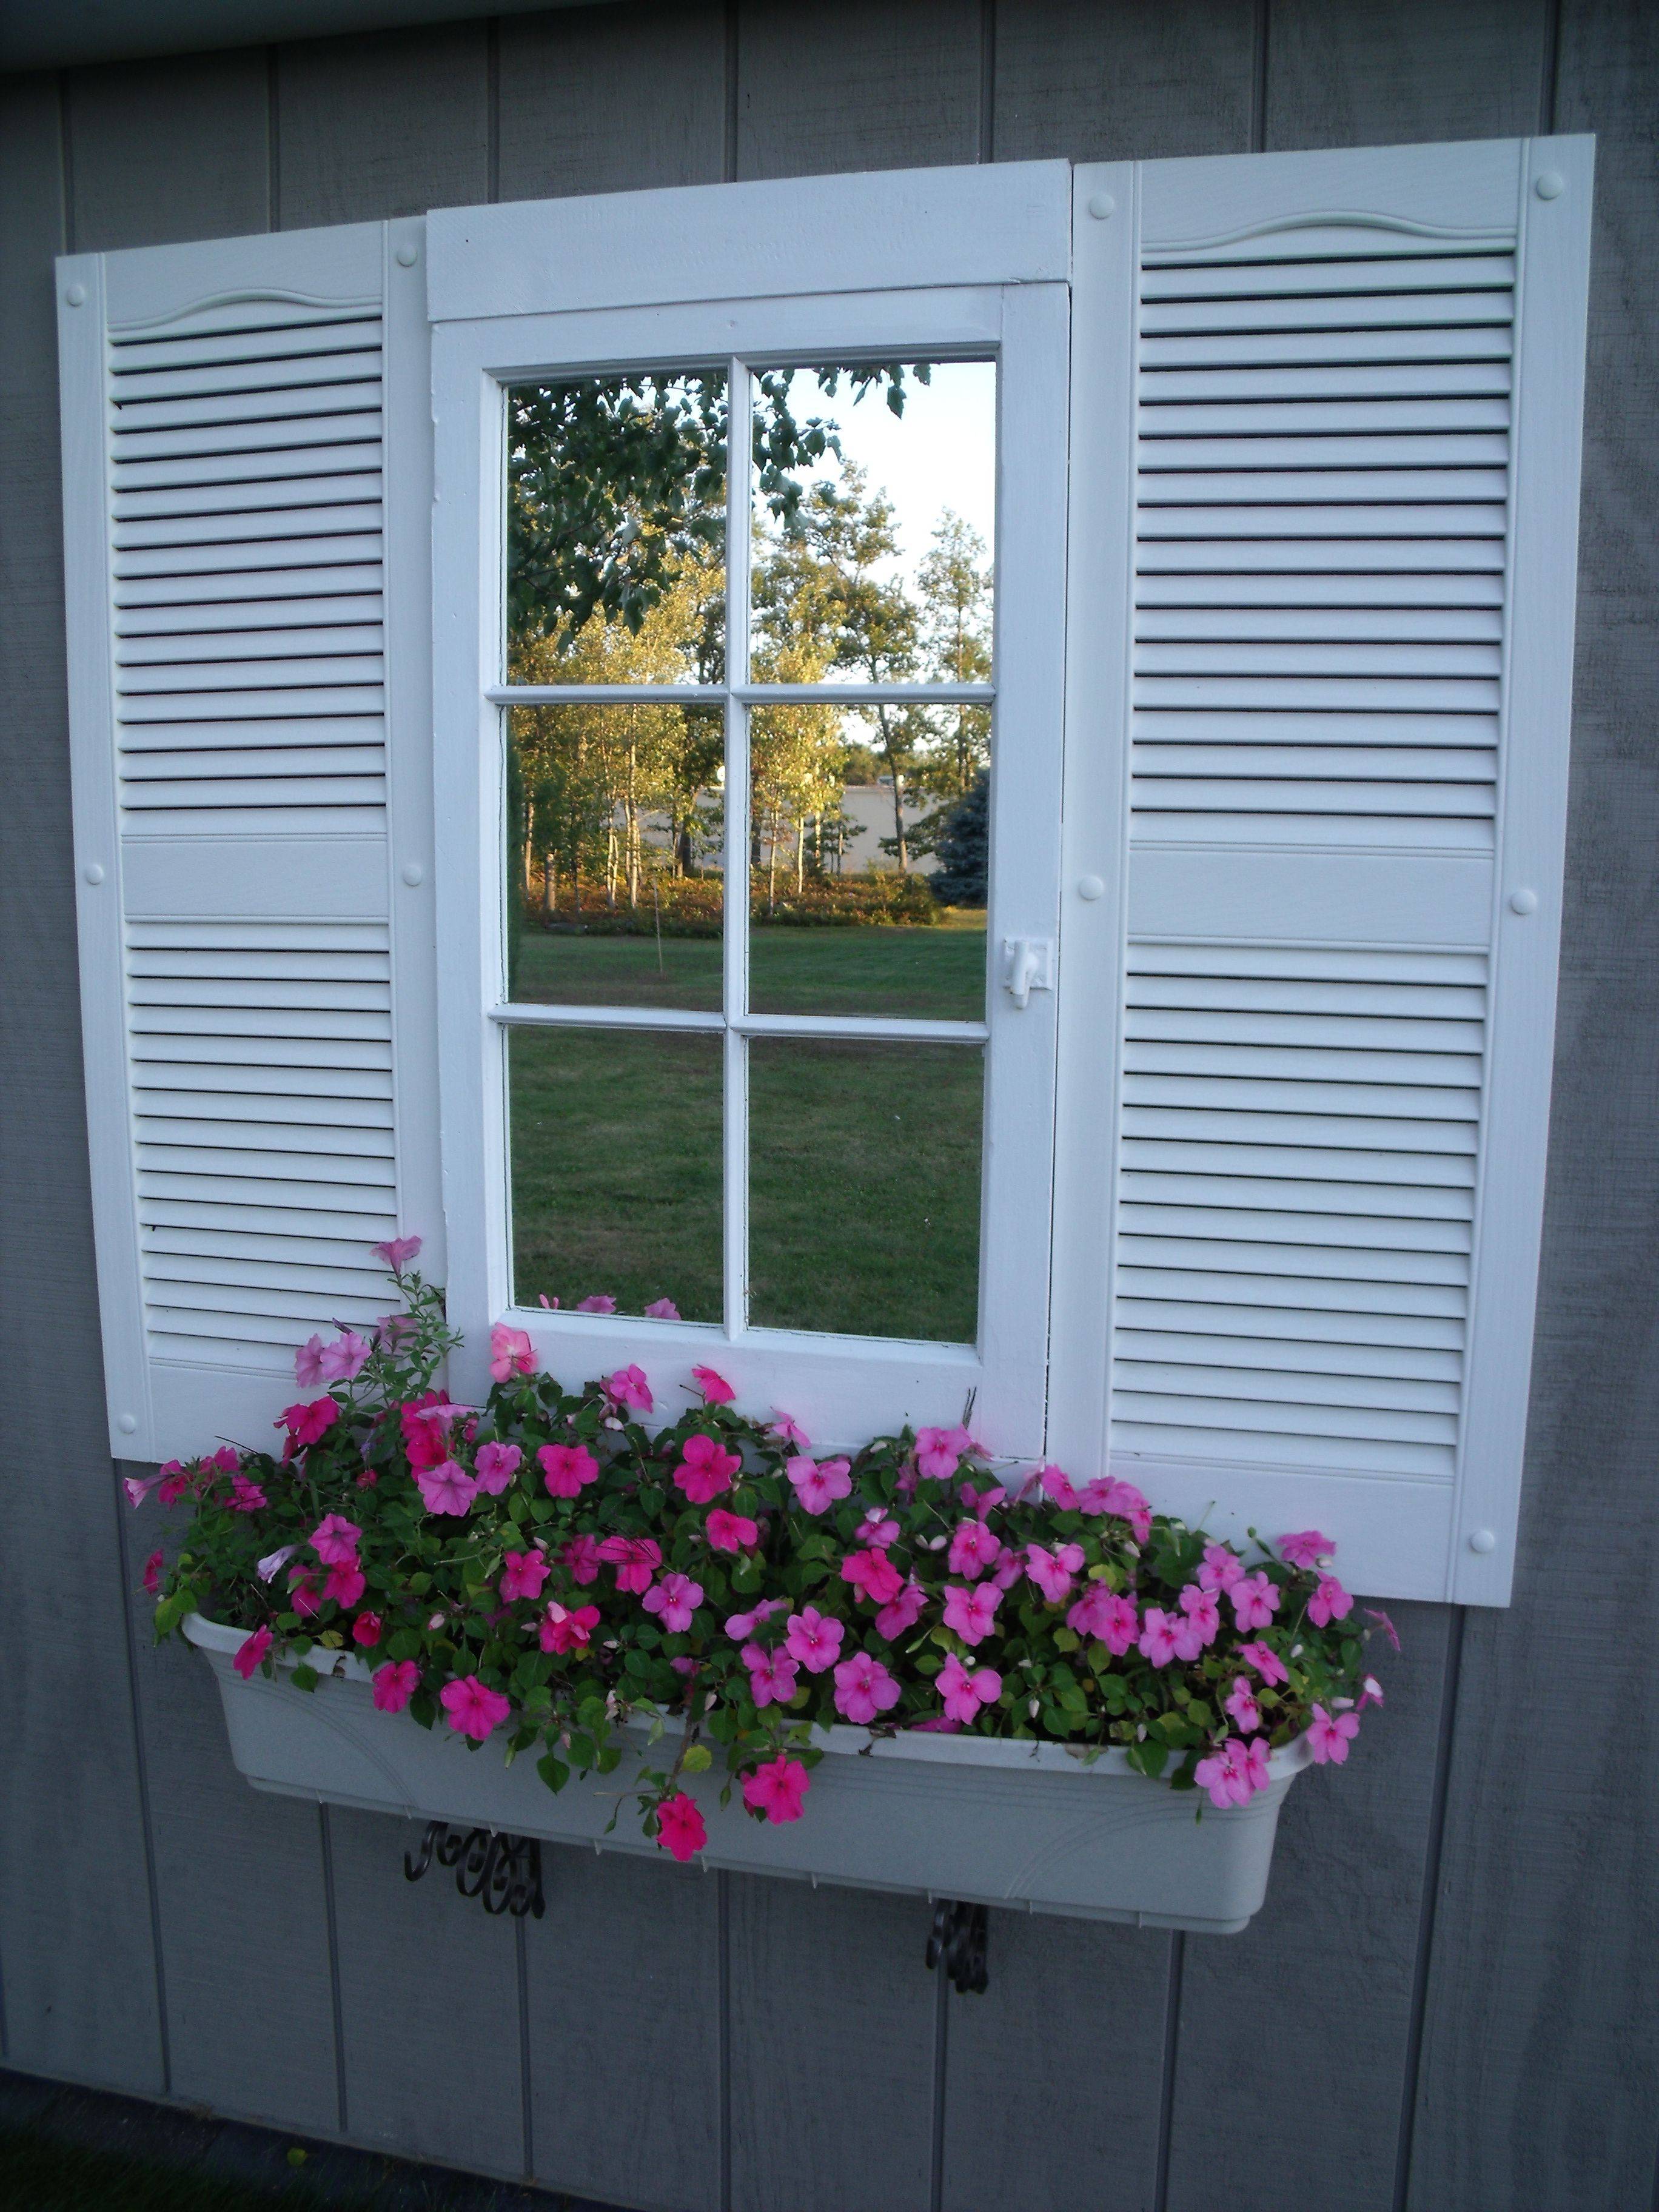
xmin=290 ymin=1663 xmax=320 ymax=1693
xmin=537 ymin=1753 xmax=570 ymax=1794
xmin=681 ymin=1742 xmax=713 ymax=1773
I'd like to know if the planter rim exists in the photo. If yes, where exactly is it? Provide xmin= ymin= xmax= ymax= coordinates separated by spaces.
xmin=183 ymin=1612 xmax=1312 ymax=1781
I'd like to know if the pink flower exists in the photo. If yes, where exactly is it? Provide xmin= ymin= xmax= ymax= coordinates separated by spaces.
xmin=642 ymin=1572 xmax=704 ymax=1634
xmin=742 ymin=1754 xmax=809 ymax=1825
xmin=1364 ymin=1607 xmax=1402 ymax=1652
xmin=910 ymin=1716 xmax=961 ymax=1734
xmin=841 ymin=1547 xmax=903 ymax=1606
xmin=1198 ymin=1542 xmax=1245 ymax=1594
xmin=1067 ymin=1584 xmax=1138 ymax=1654
xmin=488 ymin=1322 xmax=537 ymax=1382
xmin=417 ymin=1459 xmax=477 ymax=1516
xmin=1025 ymin=1542 xmax=1085 ymax=1605
xmin=644 ymin=1296 xmax=681 ymax=1320
xmin=598 ymin=1534 xmax=662 ymax=1592
xmin=605 ymin=1364 xmax=652 ymax=1413
xmin=674 ymin=1432 xmax=740 ymax=1504
xmin=279 ymin=1398 xmax=337 ymax=1448
xmin=937 ymin=1652 xmax=1002 ymax=1724
xmin=833 ymin=1651 xmax=901 ymax=1724
xmin=948 ymin=1520 xmax=1002 ymax=1579
xmin=742 ymin=1641 xmax=799 ymax=1708
xmin=856 ymin=1508 xmax=899 ymax=1548
xmin=1138 ymin=1607 xmax=1182 ymax=1667
xmin=229 ymin=1475 xmax=267 ymax=1513
xmin=1307 ymin=1574 xmax=1353 ymax=1628
xmin=474 ymin=1441 xmax=522 ymax=1494
xmin=123 ymin=1473 xmax=161 ymax=1508
xmin=352 ymin=1611 xmax=382 ymax=1647
xmin=786 ymin=1455 xmax=851 ymax=1514
xmin=156 ymin=1462 xmax=192 ymax=1506
xmin=575 ymin=1292 xmax=617 ymax=1313
xmin=1307 ymin=1703 xmax=1360 ymax=1765
xmin=958 ymin=1481 xmax=1003 ymax=1522
xmin=691 ymin=1364 xmax=736 ymax=1404
xmin=295 ymin=1334 xmax=327 ymax=1387
xmin=233 ymin=1625 xmax=272 ymax=1680
xmin=875 ymin=1578 xmax=927 ymax=1641
xmin=287 ymin=1566 xmax=323 ymax=1618
xmin=785 ymin=1606 xmax=844 ymax=1674
xmin=1279 ymin=1529 xmax=1336 ymax=1570
xmin=256 ymin=1542 xmax=299 ymax=1583
xmin=375 ymin=1313 xmax=417 ymax=1350
xmin=538 ymin=1443 xmax=599 ymax=1499
xmin=1358 ymin=1674 xmax=1386 ymax=1711
xmin=1037 ymin=1464 xmax=1078 ymax=1508
xmin=1225 ymin=1676 xmax=1262 ymax=1734
xmin=563 ymin=1533 xmax=603 ymax=1585
xmin=942 ymin=1583 xmax=1001 ymax=1647
xmin=142 ymin=1547 xmax=164 ymax=1597
xmin=500 ymin=1549 xmax=550 ymax=1603
xmin=1074 ymin=1476 xmax=1153 ymax=1542
xmin=373 ymin=1659 xmax=418 ymax=1711
xmin=400 ymin=1395 xmax=454 ymax=1469
xmin=372 ymin=1234 xmax=422 ymax=1271
xmin=440 ymin=1675 xmax=511 ymax=1742
xmin=1178 ymin=1583 xmax=1221 ymax=1649
xmin=655 ymin=1792 xmax=706 ymax=1862
xmin=324 ymin=1562 xmax=366 ymax=1609
xmin=1230 ymin=1571 xmax=1281 ymax=1632
xmin=540 ymin=1601 xmax=602 ymax=1654
xmin=706 ymin=1509 xmax=760 ymax=1555
xmin=913 ymin=1424 xmax=974 ymax=1480
xmin=320 ymin=1330 xmax=372 ymax=1383
xmin=310 ymin=1513 xmax=361 ymax=1566
xmin=728 ymin=1597 xmax=785 ymax=1641
xmin=1239 ymin=1640 xmax=1288 ymax=1686
xmin=1195 ymin=1736 xmax=1270 ymax=1809
xmin=208 ymin=1444 xmax=239 ymax=1476
xmin=769 ymin=1411 xmax=810 ymax=1450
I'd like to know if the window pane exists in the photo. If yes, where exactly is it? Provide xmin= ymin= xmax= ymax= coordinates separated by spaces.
xmin=509 ymin=1026 xmax=722 ymax=1322
xmin=506 ymin=369 xmax=726 ymax=682
xmin=748 ymin=1039 xmax=982 ymax=1342
xmin=506 ymin=704 xmax=724 ymax=1011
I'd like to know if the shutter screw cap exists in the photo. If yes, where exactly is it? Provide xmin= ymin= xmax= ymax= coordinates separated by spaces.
xmin=1077 ymin=874 xmax=1105 ymax=901
xmin=401 ymin=862 xmax=425 ymax=886
xmin=65 ymin=282 xmax=85 ymax=306
xmin=82 ymin=862 xmax=105 ymax=885
xmin=395 ymin=242 xmax=418 ymax=266
xmin=1469 ymin=1528 xmax=1496 ymax=1554
xmin=118 ymin=1413 xmax=137 ymax=1435
xmin=1535 ymin=170 xmax=1565 ymax=200
xmin=1509 ymin=887 xmax=1538 ymax=915
xmin=1087 ymin=192 xmax=1116 ymax=220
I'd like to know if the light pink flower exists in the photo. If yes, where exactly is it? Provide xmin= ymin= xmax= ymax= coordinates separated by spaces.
xmin=1036 ymin=1464 xmax=1078 ymax=1507
xmin=1074 ymin=1476 xmax=1153 ymax=1542
xmin=1198 ymin=1542 xmax=1245 ymax=1594
xmin=352 ymin=1611 xmax=382 ymax=1646
xmin=1025 ymin=1542 xmax=1085 ymax=1605
xmin=324 ymin=1562 xmax=366 ymax=1608
xmin=563 ymin=1533 xmax=603 ymax=1585
xmin=488 ymin=1322 xmax=537 ymax=1382
xmin=1358 ymin=1674 xmax=1386 ymax=1711
xmin=875 ymin=1578 xmax=927 ymax=1641
xmin=856 ymin=1507 xmax=899 ymax=1547
xmin=1364 ymin=1607 xmax=1402 ymax=1652
xmin=833 ymin=1651 xmax=900 ymax=1724
xmin=320 ymin=1330 xmax=372 ymax=1384
xmin=417 ymin=1459 xmax=477 ymax=1516
xmin=575 ymin=1292 xmax=617 ymax=1313
xmin=606 ymin=1364 xmax=652 ymax=1413
xmin=1178 ymin=1583 xmax=1221 ymax=1649
xmin=1307 ymin=1703 xmax=1360 ymax=1765
xmin=256 ymin=1542 xmax=299 ymax=1583
xmin=123 ymin=1473 xmax=161 ymax=1508
xmin=474 ymin=1441 xmax=522 ymax=1494
xmin=1195 ymin=1737 xmax=1270 ymax=1809
xmin=440 ymin=1675 xmax=511 ymax=1742
xmin=372 ymin=1235 xmax=422 ymax=1271
xmin=706 ymin=1509 xmax=760 ymax=1555
xmin=913 ymin=1424 xmax=974 ymax=1480
xmin=597 ymin=1533 xmax=662 ymax=1592
xmin=644 ymin=1296 xmax=681 ymax=1320
xmin=1239 ymin=1639 xmax=1287 ymax=1686
xmin=1138 ymin=1607 xmax=1182 ymax=1667
xmin=742 ymin=1641 xmax=799 ymax=1708
xmin=142 ymin=1547 xmax=164 ymax=1597
xmin=310 ymin=1513 xmax=361 ymax=1566
xmin=539 ymin=1443 xmax=599 ymax=1498
xmin=500 ymin=1549 xmax=549 ymax=1603
xmin=642 ymin=1572 xmax=704 ymax=1634
xmin=785 ymin=1606 xmax=844 ymax=1674
xmin=540 ymin=1601 xmax=601 ymax=1654
xmin=656 ymin=1792 xmax=706 ymax=1862
xmin=674 ymin=1432 xmax=740 ymax=1504
xmin=942 ymin=1582 xmax=1001 ymax=1647
xmin=769 ymin=1411 xmax=811 ymax=1450
xmin=728 ymin=1597 xmax=785 ymax=1641
xmin=1067 ymin=1584 xmax=1138 ymax=1654
xmin=1225 ymin=1676 xmax=1262 ymax=1734
xmin=948 ymin=1520 xmax=1002 ymax=1580
xmin=229 ymin=1475 xmax=267 ymax=1513
xmin=1230 ymin=1570 xmax=1281 ymax=1632
xmin=957 ymin=1480 xmax=1003 ymax=1522
xmin=841 ymin=1547 xmax=903 ymax=1606
xmin=691 ymin=1364 xmax=735 ymax=1404
xmin=1307 ymin=1573 xmax=1353 ymax=1628
xmin=742 ymin=1755 xmax=809 ymax=1825
xmin=1279 ymin=1528 xmax=1336 ymax=1570
xmin=233 ymin=1625 xmax=272 ymax=1680
xmin=937 ymin=1652 xmax=1002 ymax=1724
xmin=373 ymin=1659 xmax=418 ymax=1711
xmin=786 ymin=1454 xmax=851 ymax=1514
xmin=295 ymin=1334 xmax=327 ymax=1388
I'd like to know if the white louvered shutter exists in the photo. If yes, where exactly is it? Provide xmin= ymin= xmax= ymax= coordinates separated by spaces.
xmin=1053 ymin=138 xmax=1593 ymax=1603
xmin=58 ymin=220 xmax=441 ymax=1463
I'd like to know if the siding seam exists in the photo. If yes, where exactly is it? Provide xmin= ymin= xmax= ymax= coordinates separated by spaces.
xmin=928 ymin=1940 xmax=950 ymax=2212
xmin=318 ymin=1806 xmax=349 ymax=2136
xmin=977 ymin=0 xmax=996 ymax=165
xmin=1538 ymin=0 xmax=1561 ymax=134
xmin=514 ymin=1909 xmax=533 ymax=2177
xmin=113 ymin=1465 xmax=172 ymax=2096
xmin=266 ymin=45 xmax=280 ymax=229
xmin=1252 ymin=0 xmax=1271 ymax=153
xmin=1153 ymin=1931 xmax=1185 ymax=2212
xmin=486 ymin=15 xmax=500 ymax=204
xmin=718 ymin=1870 xmax=732 ymax=2212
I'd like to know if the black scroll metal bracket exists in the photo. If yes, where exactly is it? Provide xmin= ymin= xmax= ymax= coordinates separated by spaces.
xmin=927 ymin=1899 xmax=989 ymax=1993
xmin=403 ymin=1822 xmax=546 ymax=1919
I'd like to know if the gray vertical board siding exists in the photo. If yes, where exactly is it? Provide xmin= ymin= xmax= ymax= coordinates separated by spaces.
xmin=497 ymin=1 xmax=727 ymax=202
xmin=63 ymin=49 xmax=272 ymax=249
xmin=523 ymin=1846 xmax=723 ymax=2212
xmin=940 ymin=1917 xmax=1171 ymax=2212
xmin=734 ymin=0 xmax=982 ymax=181
xmin=1406 ymin=6 xmax=1659 ymax=2208
xmin=992 ymin=0 xmax=1257 ymax=163
xmin=326 ymin=1808 xmax=525 ymax=2174
xmin=275 ymin=20 xmax=489 ymax=226
xmin=1263 ymin=0 xmax=1552 ymax=149
xmin=0 ymin=72 xmax=165 ymax=2096
xmin=727 ymin=1877 xmax=937 ymax=2212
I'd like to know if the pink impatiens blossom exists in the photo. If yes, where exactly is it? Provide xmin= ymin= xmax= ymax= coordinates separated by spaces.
xmin=295 ymin=1334 xmax=327 ymax=1388
xmin=948 ymin=1520 xmax=1002 ymax=1580
xmin=784 ymin=1606 xmax=844 ymax=1674
xmin=500 ymin=1549 xmax=550 ymax=1603
xmin=488 ymin=1322 xmax=537 ymax=1382
xmin=942 ymin=1582 xmax=1002 ymax=1647
xmin=727 ymin=1597 xmax=785 ymax=1641
xmin=741 ymin=1641 xmax=799 ymax=1708
xmin=1230 ymin=1570 xmax=1281 ymax=1632
xmin=1073 ymin=1476 xmax=1153 ymax=1543
xmin=373 ymin=1659 xmax=419 ymax=1712
xmin=309 ymin=1514 xmax=361 ymax=1566
xmin=1364 ymin=1607 xmax=1402 ymax=1652
xmin=142 ymin=1547 xmax=164 ymax=1597
xmin=1036 ymin=1464 xmax=1079 ymax=1508
xmin=1307 ymin=1573 xmax=1353 ymax=1628
xmin=644 ymin=1296 xmax=682 ymax=1320
xmin=742 ymin=1755 xmax=809 ymax=1825
xmin=1067 ymin=1584 xmax=1138 ymax=1655
xmin=1195 ymin=1735 xmax=1270 ymax=1809
xmin=372 ymin=1234 xmax=422 ymax=1271
xmin=840 ymin=1547 xmax=903 ymax=1607
xmin=605 ymin=1364 xmax=652 ymax=1413
xmin=856 ymin=1507 xmax=900 ymax=1548
xmin=674 ymin=1433 xmax=740 ymax=1504
xmin=913 ymin=1424 xmax=974 ymax=1481
xmin=833 ymin=1651 xmax=901 ymax=1724
xmin=769 ymin=1411 xmax=810 ymax=1450
xmin=320 ymin=1330 xmax=372 ymax=1384
xmin=324 ymin=1562 xmax=366 ymax=1609
xmin=1025 ymin=1542 xmax=1085 ymax=1606
xmin=786 ymin=1454 xmax=853 ymax=1514
xmin=1177 ymin=1583 xmax=1221 ymax=1650
xmin=229 ymin=1475 xmax=267 ymax=1513
xmin=417 ymin=1459 xmax=478 ymax=1517
xmin=1198 ymin=1541 xmax=1245 ymax=1594
xmin=439 ymin=1674 xmax=511 ymax=1742
xmin=538 ymin=1442 xmax=599 ymax=1498
xmin=539 ymin=1601 xmax=602 ymax=1654
xmin=642 ymin=1572 xmax=704 ymax=1634
xmin=875 ymin=1578 xmax=927 ymax=1641
xmin=474 ymin=1441 xmax=522 ymax=1494
xmin=1279 ymin=1528 xmax=1336 ymax=1570
xmin=575 ymin=1292 xmax=617 ymax=1314
xmin=1225 ymin=1676 xmax=1263 ymax=1734
xmin=705 ymin=1509 xmax=761 ymax=1555
xmin=1307 ymin=1703 xmax=1360 ymax=1765
xmin=691 ymin=1364 xmax=736 ymax=1404
xmin=351 ymin=1611 xmax=382 ymax=1647
xmin=937 ymin=1652 xmax=1002 ymax=1724
xmin=655 ymin=1792 xmax=706 ymax=1862
xmin=1358 ymin=1675 xmax=1386 ymax=1711
xmin=562 ymin=1533 xmax=603 ymax=1585
xmin=597 ymin=1534 xmax=662 ymax=1593
xmin=233 ymin=1625 xmax=272 ymax=1680
xmin=1239 ymin=1640 xmax=1288 ymax=1686
xmin=1138 ymin=1607 xmax=1182 ymax=1667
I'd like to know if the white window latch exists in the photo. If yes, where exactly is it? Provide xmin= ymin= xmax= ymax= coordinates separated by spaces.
xmin=1001 ymin=937 xmax=1054 ymax=1009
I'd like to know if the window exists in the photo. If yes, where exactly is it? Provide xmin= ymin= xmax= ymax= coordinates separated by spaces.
xmin=61 ymin=142 xmax=1592 ymax=1599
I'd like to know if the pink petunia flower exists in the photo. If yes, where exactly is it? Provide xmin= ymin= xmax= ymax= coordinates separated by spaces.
xmin=642 ymin=1572 xmax=704 ymax=1634
xmin=539 ymin=1601 xmax=602 ymax=1654
xmin=1138 ymin=1607 xmax=1182 ymax=1667
xmin=1364 ymin=1607 xmax=1402 ymax=1652
xmin=948 ymin=1520 xmax=1002 ymax=1580
xmin=1178 ymin=1583 xmax=1221 ymax=1649
xmin=500 ymin=1549 xmax=550 ymax=1604
xmin=575 ymin=1292 xmax=617 ymax=1314
xmin=605 ymin=1364 xmax=652 ymax=1414
xmin=937 ymin=1652 xmax=1002 ymax=1725
xmin=324 ymin=1562 xmax=366 ymax=1609
xmin=942 ymin=1582 xmax=1002 ymax=1647
xmin=233 ymin=1625 xmax=272 ymax=1680
xmin=373 ymin=1658 xmax=420 ymax=1712
xmin=644 ymin=1296 xmax=681 ymax=1320
xmin=727 ymin=1597 xmax=785 ymax=1641
xmin=474 ymin=1441 xmax=522 ymax=1494
xmin=1198 ymin=1542 xmax=1245 ymax=1594
xmin=1307 ymin=1574 xmax=1353 ymax=1628
xmin=1239 ymin=1639 xmax=1288 ymax=1686
xmin=400 ymin=1395 xmax=454 ymax=1470
xmin=417 ymin=1459 xmax=478 ymax=1517
xmin=439 ymin=1674 xmax=511 ymax=1743
xmin=351 ymin=1611 xmax=382 ymax=1647
xmin=598 ymin=1533 xmax=662 ymax=1592
xmin=310 ymin=1513 xmax=361 ymax=1566
xmin=295 ymin=1334 xmax=327 ymax=1388
xmin=840 ymin=1547 xmax=903 ymax=1607
xmin=691 ymin=1364 xmax=736 ymax=1404
xmin=488 ymin=1322 xmax=537 ymax=1382
xmin=1025 ymin=1542 xmax=1085 ymax=1606
xmin=1307 ymin=1703 xmax=1360 ymax=1765
xmin=538 ymin=1442 xmax=599 ymax=1499
xmin=123 ymin=1473 xmax=161 ymax=1509
xmin=563 ymin=1533 xmax=603 ymax=1585
xmin=256 ymin=1542 xmax=299 ymax=1583
xmin=229 ymin=1475 xmax=267 ymax=1513
xmin=1225 ymin=1676 xmax=1262 ymax=1734
xmin=1279 ymin=1528 xmax=1336 ymax=1570
xmin=742 ymin=1641 xmax=799 ymax=1708
xmin=673 ymin=1432 xmax=741 ymax=1504
xmin=785 ymin=1606 xmax=845 ymax=1674
xmin=372 ymin=1234 xmax=422 ymax=1272
xmin=156 ymin=1463 xmax=192 ymax=1506
xmin=655 ymin=1792 xmax=706 ymax=1862
xmin=287 ymin=1566 xmax=323 ymax=1618
xmin=320 ymin=1330 xmax=372 ymax=1384
xmin=1067 ymin=1584 xmax=1138 ymax=1655
xmin=742 ymin=1754 xmax=809 ymax=1825
xmin=705 ymin=1509 xmax=760 ymax=1555
xmin=786 ymin=1454 xmax=852 ymax=1514
xmin=208 ymin=1444 xmax=240 ymax=1476
xmin=769 ymin=1411 xmax=811 ymax=1450
xmin=1230 ymin=1571 xmax=1281 ymax=1632
xmin=833 ymin=1651 xmax=901 ymax=1724
xmin=279 ymin=1399 xmax=338 ymax=1449
xmin=913 ymin=1424 xmax=975 ymax=1481
xmin=875 ymin=1578 xmax=927 ymax=1641
xmin=142 ymin=1547 xmax=164 ymax=1597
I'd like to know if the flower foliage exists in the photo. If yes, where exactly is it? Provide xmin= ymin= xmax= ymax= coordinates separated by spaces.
xmin=142 ymin=1251 xmax=1389 ymax=1858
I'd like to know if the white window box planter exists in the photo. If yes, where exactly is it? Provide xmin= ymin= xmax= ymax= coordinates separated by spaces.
xmin=186 ymin=1615 xmax=1310 ymax=1935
